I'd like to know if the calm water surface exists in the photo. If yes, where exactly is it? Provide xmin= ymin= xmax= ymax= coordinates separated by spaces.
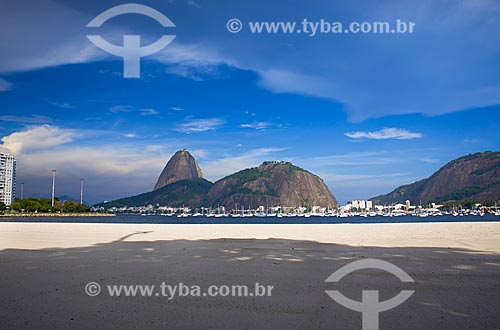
xmin=2 ymin=214 xmax=500 ymax=224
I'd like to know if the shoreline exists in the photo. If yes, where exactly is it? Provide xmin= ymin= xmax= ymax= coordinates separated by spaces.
xmin=0 ymin=212 xmax=115 ymax=217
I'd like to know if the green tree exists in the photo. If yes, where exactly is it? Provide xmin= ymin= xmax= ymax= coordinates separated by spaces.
xmin=77 ymin=204 xmax=91 ymax=212
xmin=0 ymin=201 xmax=6 ymax=212
xmin=62 ymin=200 xmax=80 ymax=213
xmin=11 ymin=199 xmax=24 ymax=211
xmin=23 ymin=198 xmax=42 ymax=212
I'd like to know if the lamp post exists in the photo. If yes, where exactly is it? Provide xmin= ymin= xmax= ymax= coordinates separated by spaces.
xmin=51 ymin=170 xmax=56 ymax=207
xmin=80 ymin=178 xmax=84 ymax=205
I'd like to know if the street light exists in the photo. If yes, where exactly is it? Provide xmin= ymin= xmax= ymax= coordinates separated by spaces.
xmin=80 ymin=178 xmax=84 ymax=204
xmin=51 ymin=170 xmax=56 ymax=207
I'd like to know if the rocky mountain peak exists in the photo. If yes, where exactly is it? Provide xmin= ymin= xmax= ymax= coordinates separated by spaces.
xmin=207 ymin=161 xmax=338 ymax=209
xmin=153 ymin=150 xmax=203 ymax=190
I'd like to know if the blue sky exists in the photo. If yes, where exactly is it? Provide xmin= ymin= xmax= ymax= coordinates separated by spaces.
xmin=1 ymin=0 xmax=500 ymax=204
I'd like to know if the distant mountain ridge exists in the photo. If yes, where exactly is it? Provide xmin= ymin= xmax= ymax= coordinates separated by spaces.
xmin=98 ymin=151 xmax=338 ymax=209
xmin=370 ymin=151 xmax=500 ymax=204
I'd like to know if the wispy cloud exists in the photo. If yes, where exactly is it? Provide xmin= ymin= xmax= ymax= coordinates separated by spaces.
xmin=171 ymin=106 xmax=184 ymax=111
xmin=345 ymin=128 xmax=423 ymax=140
xmin=258 ymin=69 xmax=337 ymax=101
xmin=0 ymin=78 xmax=12 ymax=91
xmin=187 ymin=0 xmax=202 ymax=8
xmin=239 ymin=122 xmax=272 ymax=130
xmin=0 ymin=115 xmax=53 ymax=124
xmin=140 ymin=108 xmax=160 ymax=116
xmin=109 ymin=105 xmax=134 ymax=113
xmin=165 ymin=64 xmax=222 ymax=81
xmin=122 ymin=133 xmax=137 ymax=138
xmin=153 ymin=43 xmax=226 ymax=67
xmin=175 ymin=117 xmax=225 ymax=134
xmin=110 ymin=106 xmax=160 ymax=116
xmin=153 ymin=43 xmax=230 ymax=81
xmin=190 ymin=149 xmax=208 ymax=159
xmin=44 ymin=99 xmax=74 ymax=109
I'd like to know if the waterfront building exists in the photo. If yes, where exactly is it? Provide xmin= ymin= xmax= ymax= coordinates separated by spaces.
xmin=0 ymin=152 xmax=16 ymax=206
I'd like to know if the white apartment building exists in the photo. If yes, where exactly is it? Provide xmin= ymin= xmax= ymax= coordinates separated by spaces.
xmin=346 ymin=199 xmax=373 ymax=211
xmin=0 ymin=153 xmax=16 ymax=206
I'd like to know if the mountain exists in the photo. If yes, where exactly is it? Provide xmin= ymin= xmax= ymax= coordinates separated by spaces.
xmin=153 ymin=149 xmax=203 ymax=190
xmin=96 ymin=179 xmax=213 ymax=209
xmin=208 ymin=161 xmax=338 ymax=209
xmin=97 ymin=152 xmax=338 ymax=210
xmin=370 ymin=151 xmax=500 ymax=205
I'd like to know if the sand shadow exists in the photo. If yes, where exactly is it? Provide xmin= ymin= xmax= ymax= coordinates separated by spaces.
xmin=1 ymin=237 xmax=499 ymax=330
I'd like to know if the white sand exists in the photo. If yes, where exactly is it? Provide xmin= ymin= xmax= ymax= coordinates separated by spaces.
xmin=1 ymin=222 xmax=499 ymax=252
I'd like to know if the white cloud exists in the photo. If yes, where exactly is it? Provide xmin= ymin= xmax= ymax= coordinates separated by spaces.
xmin=44 ymin=99 xmax=74 ymax=109
xmin=14 ymin=144 xmax=170 ymax=203
xmin=190 ymin=149 xmax=208 ymax=159
xmin=122 ymin=133 xmax=137 ymax=138
xmin=153 ymin=43 xmax=226 ymax=67
xmin=154 ymin=43 xmax=229 ymax=81
xmin=0 ymin=78 xmax=12 ymax=91
xmin=109 ymin=106 xmax=160 ymax=116
xmin=258 ymin=69 xmax=338 ymax=101
xmin=240 ymin=122 xmax=272 ymax=130
xmin=187 ymin=0 xmax=202 ymax=8
xmin=0 ymin=115 xmax=53 ymax=124
xmin=0 ymin=124 xmax=77 ymax=154
xmin=165 ymin=63 xmax=223 ymax=81
xmin=109 ymin=105 xmax=134 ymax=113
xmin=0 ymin=125 xmax=176 ymax=203
xmin=140 ymin=108 xmax=160 ymax=116
xmin=175 ymin=117 xmax=225 ymax=133
xmin=171 ymin=106 xmax=184 ymax=111
xmin=344 ymin=128 xmax=423 ymax=140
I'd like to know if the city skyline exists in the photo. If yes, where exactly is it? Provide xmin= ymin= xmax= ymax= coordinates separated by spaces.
xmin=1 ymin=0 xmax=500 ymax=204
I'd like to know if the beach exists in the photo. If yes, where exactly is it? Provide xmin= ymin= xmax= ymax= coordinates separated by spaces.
xmin=1 ymin=222 xmax=500 ymax=329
